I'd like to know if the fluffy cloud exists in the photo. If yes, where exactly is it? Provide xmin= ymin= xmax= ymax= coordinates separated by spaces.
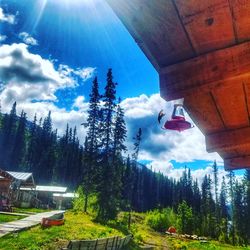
xmin=121 ymin=94 xmax=222 ymax=162
xmin=18 ymin=32 xmax=38 ymax=46
xmin=0 ymin=35 xmax=7 ymax=42
xmin=0 ymin=43 xmax=95 ymax=107
xmin=58 ymin=65 xmax=95 ymax=82
xmin=0 ymin=7 xmax=16 ymax=24
xmin=0 ymin=43 xmax=93 ymax=138
xmin=121 ymin=93 xmax=223 ymax=178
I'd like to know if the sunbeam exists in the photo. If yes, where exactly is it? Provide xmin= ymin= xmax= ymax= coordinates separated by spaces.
xmin=32 ymin=0 xmax=48 ymax=33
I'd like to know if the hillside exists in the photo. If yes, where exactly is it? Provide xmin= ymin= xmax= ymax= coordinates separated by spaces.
xmin=0 ymin=210 xmax=249 ymax=250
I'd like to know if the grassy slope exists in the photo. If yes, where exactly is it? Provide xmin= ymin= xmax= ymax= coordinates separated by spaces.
xmin=0 ymin=211 xmax=125 ymax=250
xmin=0 ymin=211 xmax=249 ymax=250
xmin=127 ymin=212 xmax=250 ymax=250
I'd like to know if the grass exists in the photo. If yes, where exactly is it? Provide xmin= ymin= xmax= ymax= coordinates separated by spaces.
xmin=13 ymin=207 xmax=49 ymax=214
xmin=166 ymin=237 xmax=250 ymax=250
xmin=0 ymin=214 xmax=26 ymax=223
xmin=120 ymin=212 xmax=250 ymax=250
xmin=0 ymin=210 xmax=249 ymax=250
xmin=0 ymin=211 xmax=125 ymax=250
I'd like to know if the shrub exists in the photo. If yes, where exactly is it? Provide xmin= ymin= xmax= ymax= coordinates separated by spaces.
xmin=145 ymin=208 xmax=177 ymax=232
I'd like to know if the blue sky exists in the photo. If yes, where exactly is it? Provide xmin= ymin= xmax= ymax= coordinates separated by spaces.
xmin=1 ymin=0 xmax=158 ymax=105
xmin=0 ymin=0 xmax=244 ymax=184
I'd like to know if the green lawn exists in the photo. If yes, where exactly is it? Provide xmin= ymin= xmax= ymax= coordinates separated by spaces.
xmin=166 ymin=237 xmax=250 ymax=250
xmin=0 ymin=214 xmax=26 ymax=223
xmin=0 ymin=211 xmax=125 ymax=250
xmin=13 ymin=207 xmax=49 ymax=214
xmin=0 ymin=211 xmax=249 ymax=250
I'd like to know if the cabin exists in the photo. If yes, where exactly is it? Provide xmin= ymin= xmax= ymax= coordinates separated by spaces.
xmin=0 ymin=169 xmax=37 ymax=208
xmin=20 ymin=185 xmax=68 ymax=209
xmin=0 ymin=169 xmax=75 ymax=209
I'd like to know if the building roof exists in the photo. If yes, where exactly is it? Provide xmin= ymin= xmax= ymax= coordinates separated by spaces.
xmin=7 ymin=171 xmax=33 ymax=181
xmin=107 ymin=1 xmax=250 ymax=170
xmin=36 ymin=186 xmax=67 ymax=193
xmin=53 ymin=193 xmax=78 ymax=198
xmin=0 ymin=170 xmax=35 ymax=187
xmin=20 ymin=186 xmax=67 ymax=192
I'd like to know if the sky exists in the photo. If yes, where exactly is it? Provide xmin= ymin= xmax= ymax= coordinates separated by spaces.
xmin=0 ymin=0 xmax=244 ymax=186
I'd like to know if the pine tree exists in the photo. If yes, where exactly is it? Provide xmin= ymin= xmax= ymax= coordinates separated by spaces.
xmin=219 ymin=176 xmax=229 ymax=243
xmin=11 ymin=110 xmax=27 ymax=170
xmin=113 ymin=99 xmax=127 ymax=157
xmin=177 ymin=200 xmax=194 ymax=234
xmin=83 ymin=76 xmax=101 ymax=212
xmin=245 ymin=170 xmax=250 ymax=244
xmin=97 ymin=68 xmax=120 ymax=221
xmin=1 ymin=102 xmax=17 ymax=168
xmin=131 ymin=128 xmax=143 ymax=211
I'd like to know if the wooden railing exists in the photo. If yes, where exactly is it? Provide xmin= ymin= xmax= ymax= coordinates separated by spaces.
xmin=62 ymin=235 xmax=132 ymax=250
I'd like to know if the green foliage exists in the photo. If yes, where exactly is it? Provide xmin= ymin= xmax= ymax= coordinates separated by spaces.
xmin=177 ymin=201 xmax=193 ymax=234
xmin=146 ymin=208 xmax=176 ymax=232
xmin=72 ymin=186 xmax=85 ymax=212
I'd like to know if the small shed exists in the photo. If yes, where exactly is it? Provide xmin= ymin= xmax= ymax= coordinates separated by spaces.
xmin=21 ymin=185 xmax=68 ymax=209
xmin=53 ymin=192 xmax=79 ymax=209
xmin=0 ymin=169 xmax=36 ymax=208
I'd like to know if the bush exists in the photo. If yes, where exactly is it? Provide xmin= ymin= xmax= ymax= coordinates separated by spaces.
xmin=145 ymin=208 xmax=177 ymax=232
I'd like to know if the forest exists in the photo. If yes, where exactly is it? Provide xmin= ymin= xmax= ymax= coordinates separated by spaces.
xmin=0 ymin=69 xmax=249 ymax=246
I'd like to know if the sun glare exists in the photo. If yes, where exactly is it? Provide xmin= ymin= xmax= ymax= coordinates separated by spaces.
xmin=59 ymin=0 xmax=94 ymax=6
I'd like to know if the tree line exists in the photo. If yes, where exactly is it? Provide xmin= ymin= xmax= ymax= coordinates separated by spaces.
xmin=0 ymin=69 xmax=249 ymax=244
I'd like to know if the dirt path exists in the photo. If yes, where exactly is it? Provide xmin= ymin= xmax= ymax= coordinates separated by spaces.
xmin=142 ymin=231 xmax=170 ymax=250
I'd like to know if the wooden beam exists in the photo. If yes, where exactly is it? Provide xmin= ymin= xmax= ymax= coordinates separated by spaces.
xmin=175 ymin=0 xmax=235 ymax=53
xmin=224 ymin=155 xmax=250 ymax=170
xmin=160 ymin=41 xmax=250 ymax=101
xmin=106 ymin=0 xmax=195 ymax=70
xmin=206 ymin=126 xmax=250 ymax=152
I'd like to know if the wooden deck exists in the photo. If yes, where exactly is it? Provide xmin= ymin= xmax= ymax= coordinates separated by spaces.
xmin=0 ymin=210 xmax=65 ymax=238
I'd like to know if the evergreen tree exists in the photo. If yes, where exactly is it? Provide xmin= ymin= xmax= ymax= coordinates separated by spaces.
xmin=97 ymin=68 xmax=120 ymax=221
xmin=177 ymin=200 xmax=193 ymax=234
xmin=82 ymin=77 xmax=101 ymax=212
xmin=11 ymin=110 xmax=27 ymax=170
xmin=219 ymin=176 xmax=229 ymax=243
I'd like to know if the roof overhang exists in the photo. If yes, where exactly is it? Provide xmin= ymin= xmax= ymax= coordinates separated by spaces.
xmin=106 ymin=0 xmax=250 ymax=170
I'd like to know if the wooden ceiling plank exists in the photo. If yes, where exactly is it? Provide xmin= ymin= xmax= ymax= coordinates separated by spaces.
xmin=106 ymin=0 xmax=195 ymax=69
xmin=184 ymin=93 xmax=225 ymax=134
xmin=174 ymin=0 xmax=235 ymax=53
xmin=229 ymin=0 xmax=250 ymax=43
xmin=225 ymin=155 xmax=250 ymax=170
xmin=243 ymin=82 xmax=250 ymax=125
xmin=160 ymin=41 xmax=250 ymax=101
xmin=211 ymin=83 xmax=249 ymax=129
xmin=206 ymin=126 xmax=250 ymax=152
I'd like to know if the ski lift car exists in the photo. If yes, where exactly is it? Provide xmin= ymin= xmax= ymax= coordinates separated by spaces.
xmin=158 ymin=104 xmax=193 ymax=132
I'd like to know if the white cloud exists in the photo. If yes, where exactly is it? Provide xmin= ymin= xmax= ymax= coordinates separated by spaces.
xmin=18 ymin=32 xmax=38 ymax=46
xmin=0 ymin=43 xmax=94 ymax=139
xmin=0 ymin=35 xmax=7 ymax=42
xmin=0 ymin=7 xmax=16 ymax=24
xmin=73 ymin=96 xmax=89 ymax=111
xmin=58 ymin=65 xmax=95 ymax=82
xmin=0 ymin=43 xmax=96 ymax=107
xmin=121 ymin=94 xmax=222 ymax=165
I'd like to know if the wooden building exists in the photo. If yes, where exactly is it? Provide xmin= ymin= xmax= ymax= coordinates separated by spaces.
xmin=0 ymin=169 xmax=36 ymax=208
xmin=107 ymin=0 xmax=250 ymax=170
